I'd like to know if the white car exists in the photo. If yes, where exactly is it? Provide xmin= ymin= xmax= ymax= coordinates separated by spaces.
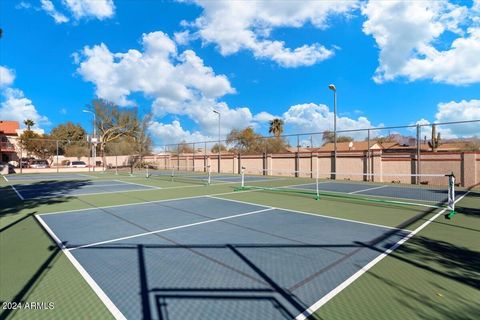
xmin=69 ymin=161 xmax=87 ymax=168
xmin=30 ymin=160 xmax=49 ymax=168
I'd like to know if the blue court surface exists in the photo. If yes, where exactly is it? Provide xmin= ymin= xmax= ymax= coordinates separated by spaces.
xmin=290 ymin=181 xmax=464 ymax=204
xmin=3 ymin=173 xmax=96 ymax=181
xmin=12 ymin=180 xmax=157 ymax=199
xmin=37 ymin=196 xmax=409 ymax=320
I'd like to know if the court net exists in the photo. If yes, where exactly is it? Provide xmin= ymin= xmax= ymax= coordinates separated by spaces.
xmin=146 ymin=165 xmax=211 ymax=185
xmin=235 ymin=168 xmax=456 ymax=214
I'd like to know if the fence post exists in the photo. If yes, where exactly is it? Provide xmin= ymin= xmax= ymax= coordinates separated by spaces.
xmin=56 ymin=140 xmax=59 ymax=173
xmin=20 ymin=144 xmax=23 ymax=174
xmin=192 ymin=143 xmax=195 ymax=171
xmin=416 ymin=124 xmax=421 ymax=184
xmin=367 ymin=129 xmax=370 ymax=181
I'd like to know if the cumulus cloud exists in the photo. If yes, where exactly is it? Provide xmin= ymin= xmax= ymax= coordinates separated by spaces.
xmin=413 ymin=99 xmax=480 ymax=138
xmin=0 ymin=66 xmax=15 ymax=87
xmin=0 ymin=88 xmax=50 ymax=129
xmin=283 ymin=103 xmax=377 ymax=139
xmin=63 ymin=0 xmax=115 ymax=20
xmin=76 ymin=31 xmax=256 ymax=139
xmin=181 ymin=0 xmax=358 ymax=67
xmin=149 ymin=120 xmax=213 ymax=145
xmin=362 ymin=0 xmax=480 ymax=84
xmin=253 ymin=111 xmax=277 ymax=123
xmin=40 ymin=0 xmax=69 ymax=24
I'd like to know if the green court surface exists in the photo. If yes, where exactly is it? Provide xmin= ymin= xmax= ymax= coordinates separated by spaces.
xmin=0 ymin=172 xmax=479 ymax=319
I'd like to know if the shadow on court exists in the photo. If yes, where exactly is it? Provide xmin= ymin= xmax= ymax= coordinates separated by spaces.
xmin=0 ymin=180 xmax=91 ymax=320
xmin=0 ymin=180 xmax=91 ymax=218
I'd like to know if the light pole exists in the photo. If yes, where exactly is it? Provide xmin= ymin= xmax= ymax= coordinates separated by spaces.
xmin=83 ymin=110 xmax=96 ymax=171
xmin=328 ymin=84 xmax=337 ymax=179
xmin=213 ymin=109 xmax=221 ymax=173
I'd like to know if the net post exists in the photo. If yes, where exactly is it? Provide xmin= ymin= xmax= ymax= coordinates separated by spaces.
xmin=445 ymin=172 xmax=456 ymax=219
xmin=145 ymin=163 xmax=149 ymax=178
xmin=171 ymin=167 xmax=174 ymax=182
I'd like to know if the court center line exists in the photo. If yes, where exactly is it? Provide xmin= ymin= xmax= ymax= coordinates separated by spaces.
xmin=2 ymin=175 xmax=8 ymax=182
xmin=294 ymin=190 xmax=471 ymax=320
xmin=68 ymin=207 xmax=275 ymax=251
xmin=348 ymin=185 xmax=389 ymax=194
xmin=207 ymin=195 xmax=413 ymax=232
xmin=34 ymin=215 xmax=126 ymax=320
xmin=10 ymin=184 xmax=24 ymax=201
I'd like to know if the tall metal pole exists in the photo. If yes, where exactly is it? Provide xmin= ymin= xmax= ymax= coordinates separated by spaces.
xmin=83 ymin=109 xmax=96 ymax=172
xmin=93 ymin=112 xmax=96 ymax=172
xmin=329 ymin=84 xmax=337 ymax=179
xmin=56 ymin=140 xmax=59 ymax=173
xmin=213 ymin=110 xmax=221 ymax=173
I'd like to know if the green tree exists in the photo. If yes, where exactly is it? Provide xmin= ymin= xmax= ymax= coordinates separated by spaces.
xmin=268 ymin=118 xmax=284 ymax=137
xmin=227 ymin=127 xmax=263 ymax=154
xmin=89 ymin=99 xmax=141 ymax=165
xmin=226 ymin=127 xmax=288 ymax=154
xmin=211 ymin=143 xmax=227 ymax=153
xmin=19 ymin=131 xmax=56 ymax=160
xmin=23 ymin=119 xmax=35 ymax=131
xmin=50 ymin=122 xmax=89 ymax=157
xmin=322 ymin=131 xmax=353 ymax=145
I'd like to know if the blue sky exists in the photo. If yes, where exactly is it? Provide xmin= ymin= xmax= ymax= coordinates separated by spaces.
xmin=1 ymin=0 xmax=479 ymax=145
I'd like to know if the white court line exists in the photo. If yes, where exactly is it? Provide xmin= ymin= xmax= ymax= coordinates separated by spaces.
xmin=207 ymin=196 xmax=411 ymax=232
xmin=16 ymin=183 xmax=139 ymax=191
xmin=113 ymin=179 xmax=162 ymax=189
xmin=78 ymin=173 xmax=99 ymax=178
xmin=294 ymin=190 xmax=471 ymax=320
xmin=68 ymin=208 xmax=274 ymax=251
xmin=10 ymin=185 xmax=24 ymax=201
xmin=21 ymin=188 xmax=161 ymax=200
xmin=2 ymin=175 xmax=8 ymax=182
xmin=35 ymin=215 xmax=127 ymax=320
xmin=348 ymin=185 xmax=388 ymax=194
xmin=38 ymin=188 xmax=261 ymax=216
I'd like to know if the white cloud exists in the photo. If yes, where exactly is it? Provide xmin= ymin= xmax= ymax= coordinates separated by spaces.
xmin=283 ymin=103 xmax=377 ymax=139
xmin=41 ymin=0 xmax=69 ymax=24
xmin=0 ymin=66 xmax=15 ymax=87
xmin=253 ymin=111 xmax=276 ymax=123
xmin=149 ymin=120 xmax=213 ymax=145
xmin=63 ymin=0 xmax=115 ymax=20
xmin=76 ymin=31 xmax=255 ymax=137
xmin=413 ymin=100 xmax=480 ymax=138
xmin=182 ymin=0 xmax=358 ymax=67
xmin=362 ymin=0 xmax=480 ymax=84
xmin=0 ymin=88 xmax=50 ymax=129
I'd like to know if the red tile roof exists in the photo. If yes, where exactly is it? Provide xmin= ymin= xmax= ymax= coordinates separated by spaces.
xmin=0 ymin=121 xmax=20 ymax=135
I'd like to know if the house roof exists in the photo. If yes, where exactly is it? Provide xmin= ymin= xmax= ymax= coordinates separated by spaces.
xmin=0 ymin=121 xmax=20 ymax=136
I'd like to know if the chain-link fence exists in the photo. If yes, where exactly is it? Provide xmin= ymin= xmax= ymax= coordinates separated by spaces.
xmin=2 ymin=120 xmax=479 ymax=187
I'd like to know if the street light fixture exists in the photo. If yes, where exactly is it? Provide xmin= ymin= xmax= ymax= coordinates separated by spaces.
xmin=328 ymin=84 xmax=337 ymax=179
xmin=83 ymin=109 xmax=97 ymax=171
xmin=213 ymin=110 xmax=221 ymax=173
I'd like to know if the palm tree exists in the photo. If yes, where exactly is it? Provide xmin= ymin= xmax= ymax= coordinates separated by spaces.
xmin=268 ymin=118 xmax=284 ymax=138
xmin=24 ymin=119 xmax=35 ymax=131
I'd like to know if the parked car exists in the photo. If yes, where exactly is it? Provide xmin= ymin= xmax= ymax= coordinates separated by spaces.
xmin=30 ymin=160 xmax=50 ymax=168
xmin=69 ymin=161 xmax=87 ymax=168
